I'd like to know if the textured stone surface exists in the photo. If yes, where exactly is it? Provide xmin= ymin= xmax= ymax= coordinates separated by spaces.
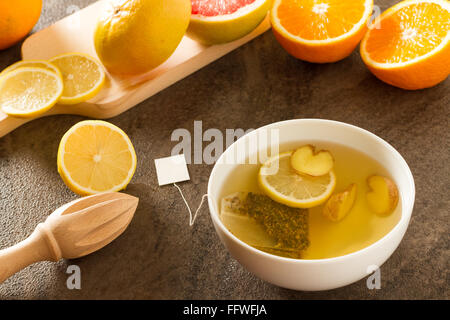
xmin=0 ymin=0 xmax=448 ymax=299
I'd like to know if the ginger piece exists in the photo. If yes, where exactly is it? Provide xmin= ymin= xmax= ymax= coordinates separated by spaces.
xmin=323 ymin=183 xmax=357 ymax=222
xmin=290 ymin=145 xmax=334 ymax=176
xmin=366 ymin=175 xmax=399 ymax=216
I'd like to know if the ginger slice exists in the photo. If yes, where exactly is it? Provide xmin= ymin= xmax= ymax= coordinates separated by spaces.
xmin=290 ymin=145 xmax=334 ymax=177
xmin=323 ymin=183 xmax=357 ymax=222
xmin=366 ymin=175 xmax=399 ymax=216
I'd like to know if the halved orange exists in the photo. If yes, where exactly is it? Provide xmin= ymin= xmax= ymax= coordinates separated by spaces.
xmin=361 ymin=0 xmax=450 ymax=90
xmin=271 ymin=0 xmax=374 ymax=63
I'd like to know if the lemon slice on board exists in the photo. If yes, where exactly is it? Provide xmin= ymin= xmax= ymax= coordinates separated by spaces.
xmin=57 ymin=120 xmax=137 ymax=196
xmin=49 ymin=53 xmax=105 ymax=105
xmin=258 ymin=151 xmax=336 ymax=208
xmin=0 ymin=67 xmax=63 ymax=118
xmin=0 ymin=60 xmax=61 ymax=79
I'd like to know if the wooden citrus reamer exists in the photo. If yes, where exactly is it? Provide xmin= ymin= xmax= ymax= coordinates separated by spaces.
xmin=0 ymin=0 xmax=271 ymax=138
xmin=0 ymin=192 xmax=139 ymax=283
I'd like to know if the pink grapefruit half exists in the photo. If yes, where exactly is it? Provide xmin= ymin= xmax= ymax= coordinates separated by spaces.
xmin=188 ymin=0 xmax=270 ymax=44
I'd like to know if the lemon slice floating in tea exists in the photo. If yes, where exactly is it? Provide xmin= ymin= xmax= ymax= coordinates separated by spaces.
xmin=258 ymin=151 xmax=336 ymax=208
xmin=50 ymin=53 xmax=105 ymax=105
xmin=57 ymin=120 xmax=137 ymax=196
xmin=0 ymin=67 xmax=63 ymax=118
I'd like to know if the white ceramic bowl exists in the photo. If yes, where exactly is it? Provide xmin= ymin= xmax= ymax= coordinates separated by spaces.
xmin=207 ymin=119 xmax=415 ymax=291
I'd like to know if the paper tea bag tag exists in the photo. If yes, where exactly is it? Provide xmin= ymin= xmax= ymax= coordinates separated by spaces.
xmin=154 ymin=154 xmax=190 ymax=186
xmin=154 ymin=154 xmax=206 ymax=226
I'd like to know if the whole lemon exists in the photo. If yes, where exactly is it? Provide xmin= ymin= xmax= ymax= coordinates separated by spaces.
xmin=94 ymin=0 xmax=191 ymax=75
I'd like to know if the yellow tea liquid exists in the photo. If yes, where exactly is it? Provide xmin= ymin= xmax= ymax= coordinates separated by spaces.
xmin=219 ymin=141 xmax=402 ymax=259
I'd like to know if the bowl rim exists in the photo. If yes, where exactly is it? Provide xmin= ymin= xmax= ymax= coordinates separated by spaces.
xmin=207 ymin=118 xmax=416 ymax=264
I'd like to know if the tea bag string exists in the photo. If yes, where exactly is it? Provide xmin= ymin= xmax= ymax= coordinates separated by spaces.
xmin=173 ymin=183 xmax=208 ymax=227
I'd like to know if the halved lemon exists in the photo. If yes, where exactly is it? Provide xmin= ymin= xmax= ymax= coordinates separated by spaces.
xmin=361 ymin=0 xmax=450 ymax=90
xmin=0 ymin=60 xmax=61 ymax=79
xmin=0 ymin=67 xmax=63 ymax=118
xmin=258 ymin=151 xmax=336 ymax=208
xmin=57 ymin=120 xmax=137 ymax=196
xmin=271 ymin=0 xmax=374 ymax=63
xmin=49 ymin=53 xmax=105 ymax=104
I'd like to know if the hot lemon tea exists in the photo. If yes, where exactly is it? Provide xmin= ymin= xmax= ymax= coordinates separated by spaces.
xmin=219 ymin=141 xmax=401 ymax=260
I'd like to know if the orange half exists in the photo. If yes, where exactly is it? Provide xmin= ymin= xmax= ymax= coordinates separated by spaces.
xmin=271 ymin=0 xmax=374 ymax=63
xmin=361 ymin=0 xmax=450 ymax=90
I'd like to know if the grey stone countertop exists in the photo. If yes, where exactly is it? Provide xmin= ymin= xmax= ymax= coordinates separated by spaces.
xmin=0 ymin=0 xmax=448 ymax=299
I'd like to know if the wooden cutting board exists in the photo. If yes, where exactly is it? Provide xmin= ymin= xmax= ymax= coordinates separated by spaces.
xmin=0 ymin=0 xmax=271 ymax=138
